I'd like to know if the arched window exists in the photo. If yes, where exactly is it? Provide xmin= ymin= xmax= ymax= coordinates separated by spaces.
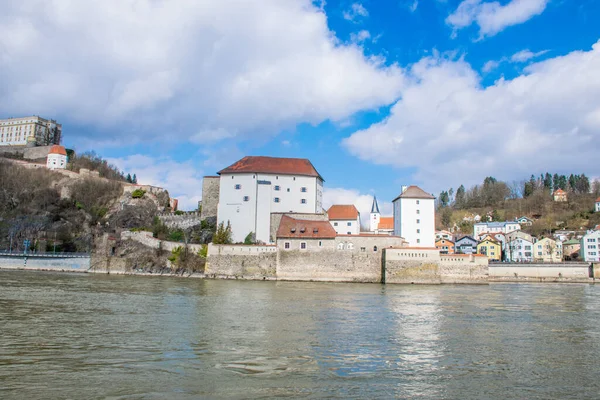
xmin=373 ymin=246 xmax=378 ymax=252
xmin=337 ymin=243 xmax=345 ymax=250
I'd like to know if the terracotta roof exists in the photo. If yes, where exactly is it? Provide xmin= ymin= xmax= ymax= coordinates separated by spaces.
xmin=48 ymin=145 xmax=67 ymax=156
xmin=393 ymin=185 xmax=435 ymax=201
xmin=378 ymin=217 xmax=394 ymax=230
xmin=327 ymin=205 xmax=359 ymax=220
xmin=218 ymin=156 xmax=323 ymax=180
xmin=554 ymin=189 xmax=566 ymax=194
xmin=596 ymin=197 xmax=600 ymax=202
xmin=436 ymin=238 xmax=455 ymax=244
xmin=277 ymin=215 xmax=336 ymax=239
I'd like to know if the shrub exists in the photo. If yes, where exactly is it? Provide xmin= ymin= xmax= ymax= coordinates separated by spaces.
xmin=131 ymin=189 xmax=146 ymax=199
xmin=174 ymin=210 xmax=185 ymax=215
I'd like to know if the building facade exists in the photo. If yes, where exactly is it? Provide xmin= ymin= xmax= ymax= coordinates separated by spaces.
xmin=477 ymin=239 xmax=502 ymax=261
xmin=473 ymin=221 xmax=521 ymax=240
xmin=506 ymin=237 xmax=535 ymax=262
xmin=455 ymin=235 xmax=478 ymax=254
xmin=46 ymin=145 xmax=67 ymax=169
xmin=0 ymin=116 xmax=62 ymax=146
xmin=595 ymin=198 xmax=600 ymax=213
xmin=534 ymin=237 xmax=563 ymax=263
xmin=435 ymin=238 xmax=455 ymax=254
xmin=562 ymin=239 xmax=581 ymax=260
xmin=553 ymin=189 xmax=567 ymax=202
xmin=215 ymin=156 xmax=324 ymax=244
xmin=327 ymin=205 xmax=360 ymax=235
xmin=393 ymin=185 xmax=435 ymax=247
xmin=580 ymin=230 xmax=600 ymax=262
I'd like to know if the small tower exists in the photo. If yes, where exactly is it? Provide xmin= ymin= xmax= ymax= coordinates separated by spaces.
xmin=370 ymin=196 xmax=381 ymax=232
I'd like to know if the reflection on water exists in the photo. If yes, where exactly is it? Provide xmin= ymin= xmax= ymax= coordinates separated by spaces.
xmin=1 ymin=271 xmax=600 ymax=399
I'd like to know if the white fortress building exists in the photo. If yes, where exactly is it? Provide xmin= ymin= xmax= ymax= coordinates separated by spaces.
xmin=214 ymin=156 xmax=324 ymax=243
xmin=46 ymin=145 xmax=68 ymax=169
xmin=0 ymin=116 xmax=62 ymax=146
xmin=393 ymin=185 xmax=435 ymax=247
xmin=327 ymin=205 xmax=360 ymax=235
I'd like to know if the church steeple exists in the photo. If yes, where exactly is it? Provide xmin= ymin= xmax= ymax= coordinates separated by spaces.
xmin=371 ymin=196 xmax=380 ymax=214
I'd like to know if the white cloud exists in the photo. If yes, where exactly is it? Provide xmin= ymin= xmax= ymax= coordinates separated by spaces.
xmin=343 ymin=40 xmax=600 ymax=194
xmin=482 ymin=60 xmax=500 ymax=73
xmin=0 ymin=0 xmax=402 ymax=145
xmin=510 ymin=49 xmax=549 ymax=63
xmin=409 ymin=0 xmax=419 ymax=12
xmin=447 ymin=0 xmax=549 ymax=39
xmin=108 ymin=155 xmax=205 ymax=210
xmin=323 ymin=187 xmax=393 ymax=227
xmin=343 ymin=3 xmax=369 ymax=22
xmin=350 ymin=30 xmax=371 ymax=44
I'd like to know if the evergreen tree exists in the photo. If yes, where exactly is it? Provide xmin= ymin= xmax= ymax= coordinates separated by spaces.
xmin=543 ymin=173 xmax=552 ymax=189
xmin=553 ymin=173 xmax=560 ymax=190
xmin=132 ymin=174 xmax=138 ymax=184
xmin=126 ymin=173 xmax=132 ymax=183
xmin=455 ymin=185 xmax=466 ymax=209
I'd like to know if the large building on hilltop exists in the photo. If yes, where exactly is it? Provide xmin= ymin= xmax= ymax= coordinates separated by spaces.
xmin=213 ymin=156 xmax=324 ymax=243
xmin=392 ymin=185 xmax=435 ymax=247
xmin=0 ymin=116 xmax=62 ymax=146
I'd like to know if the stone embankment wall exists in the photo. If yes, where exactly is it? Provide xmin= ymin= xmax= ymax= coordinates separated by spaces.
xmin=0 ymin=145 xmax=53 ymax=160
xmin=0 ymin=255 xmax=91 ymax=272
xmin=489 ymin=263 xmax=595 ymax=282
xmin=121 ymin=231 xmax=204 ymax=253
xmin=206 ymin=243 xmax=277 ymax=279
xmin=384 ymin=248 xmax=489 ymax=284
xmin=158 ymin=212 xmax=203 ymax=229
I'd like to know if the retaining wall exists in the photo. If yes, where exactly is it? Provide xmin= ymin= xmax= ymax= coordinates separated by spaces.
xmin=121 ymin=231 xmax=204 ymax=253
xmin=0 ymin=255 xmax=91 ymax=272
xmin=206 ymin=243 xmax=277 ymax=279
xmin=489 ymin=263 xmax=593 ymax=282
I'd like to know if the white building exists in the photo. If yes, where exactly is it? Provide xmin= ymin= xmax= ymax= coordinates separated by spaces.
xmin=46 ymin=145 xmax=67 ymax=169
xmin=369 ymin=197 xmax=394 ymax=235
xmin=216 ymin=156 xmax=324 ymax=244
xmin=0 ymin=116 xmax=62 ymax=146
xmin=506 ymin=237 xmax=535 ymax=262
xmin=595 ymin=197 xmax=600 ymax=213
xmin=580 ymin=230 xmax=600 ymax=262
xmin=327 ymin=205 xmax=360 ymax=235
xmin=393 ymin=185 xmax=435 ymax=247
xmin=473 ymin=221 xmax=521 ymax=240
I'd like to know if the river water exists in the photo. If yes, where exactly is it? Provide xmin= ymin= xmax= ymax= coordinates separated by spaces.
xmin=1 ymin=271 xmax=599 ymax=399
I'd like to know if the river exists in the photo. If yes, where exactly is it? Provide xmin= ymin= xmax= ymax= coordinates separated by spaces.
xmin=1 ymin=270 xmax=599 ymax=399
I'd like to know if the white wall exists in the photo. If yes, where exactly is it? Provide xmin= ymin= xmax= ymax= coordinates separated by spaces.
xmin=46 ymin=153 xmax=67 ymax=169
xmin=330 ymin=217 xmax=360 ymax=235
xmin=217 ymin=172 xmax=323 ymax=243
xmin=369 ymin=212 xmax=380 ymax=232
xmin=394 ymin=197 xmax=435 ymax=247
xmin=581 ymin=231 xmax=600 ymax=262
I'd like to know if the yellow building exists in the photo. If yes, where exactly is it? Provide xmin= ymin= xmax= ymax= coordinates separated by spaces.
xmin=534 ymin=237 xmax=563 ymax=262
xmin=477 ymin=239 xmax=502 ymax=261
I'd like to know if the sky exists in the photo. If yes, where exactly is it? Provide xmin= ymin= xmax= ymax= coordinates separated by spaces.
xmin=1 ymin=0 xmax=600 ymax=219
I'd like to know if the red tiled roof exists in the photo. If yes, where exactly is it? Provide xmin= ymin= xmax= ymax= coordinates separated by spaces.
xmin=277 ymin=215 xmax=336 ymax=239
xmin=378 ymin=217 xmax=394 ymax=230
xmin=393 ymin=185 xmax=435 ymax=201
xmin=596 ymin=197 xmax=600 ymax=202
xmin=327 ymin=205 xmax=359 ymax=220
xmin=48 ymin=145 xmax=67 ymax=156
xmin=218 ymin=156 xmax=323 ymax=180
xmin=554 ymin=189 xmax=566 ymax=194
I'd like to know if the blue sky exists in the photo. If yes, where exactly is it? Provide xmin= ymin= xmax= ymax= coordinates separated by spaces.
xmin=1 ymin=0 xmax=600 ymax=216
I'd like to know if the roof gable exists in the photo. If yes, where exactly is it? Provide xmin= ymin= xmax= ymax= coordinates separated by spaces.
xmin=378 ymin=217 xmax=394 ymax=230
xmin=393 ymin=185 xmax=435 ymax=201
xmin=277 ymin=215 xmax=336 ymax=239
xmin=218 ymin=156 xmax=323 ymax=180
xmin=327 ymin=205 xmax=359 ymax=220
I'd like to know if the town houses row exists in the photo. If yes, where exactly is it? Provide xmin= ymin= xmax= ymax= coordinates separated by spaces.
xmin=435 ymin=219 xmax=600 ymax=263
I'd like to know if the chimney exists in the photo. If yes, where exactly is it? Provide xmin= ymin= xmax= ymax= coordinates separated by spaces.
xmin=401 ymin=185 xmax=408 ymax=193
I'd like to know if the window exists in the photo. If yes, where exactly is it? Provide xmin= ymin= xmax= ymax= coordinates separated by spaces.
xmin=243 ymin=196 xmax=249 ymax=202
xmin=538 ymin=252 xmax=542 ymax=256
xmin=274 ymin=197 xmax=280 ymax=203
xmin=373 ymin=246 xmax=378 ymax=252
xmin=301 ymin=199 xmax=306 ymax=204
xmin=235 ymin=184 xmax=241 ymax=190
xmin=284 ymin=242 xmax=290 ymax=249
xmin=287 ymin=188 xmax=290 ymax=192
xmin=300 ymin=242 xmax=307 ymax=250
xmin=416 ymin=219 xmax=420 ymax=224
xmin=417 ymin=239 xmax=420 ymax=244
xmin=416 ymin=210 xmax=420 ymax=214
xmin=347 ymin=232 xmax=351 ymax=235
xmin=301 ymin=187 xmax=307 ymax=192
xmin=318 ymin=241 xmax=323 ymax=247
xmin=274 ymin=185 xmax=280 ymax=191
xmin=337 ymin=243 xmax=345 ymax=250
xmin=347 ymin=222 xmax=352 ymax=226
xmin=334 ymin=222 xmax=338 ymax=226
xmin=416 ymin=200 xmax=420 ymax=205
xmin=417 ymin=229 xmax=420 ymax=234
xmin=361 ymin=247 xmax=366 ymax=252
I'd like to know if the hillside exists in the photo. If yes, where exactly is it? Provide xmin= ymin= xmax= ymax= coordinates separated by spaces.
xmin=435 ymin=175 xmax=600 ymax=236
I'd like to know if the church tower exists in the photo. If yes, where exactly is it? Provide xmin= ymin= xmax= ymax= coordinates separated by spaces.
xmin=370 ymin=196 xmax=381 ymax=232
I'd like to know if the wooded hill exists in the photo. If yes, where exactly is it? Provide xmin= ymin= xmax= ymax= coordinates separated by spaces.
xmin=436 ymin=173 xmax=600 ymax=236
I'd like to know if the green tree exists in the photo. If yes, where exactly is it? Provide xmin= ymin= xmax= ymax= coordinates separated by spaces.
xmin=244 ymin=232 xmax=255 ymax=245
xmin=440 ymin=207 xmax=452 ymax=228
xmin=213 ymin=221 xmax=232 ymax=244
xmin=132 ymin=174 xmax=138 ymax=184
xmin=455 ymin=185 xmax=466 ymax=209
